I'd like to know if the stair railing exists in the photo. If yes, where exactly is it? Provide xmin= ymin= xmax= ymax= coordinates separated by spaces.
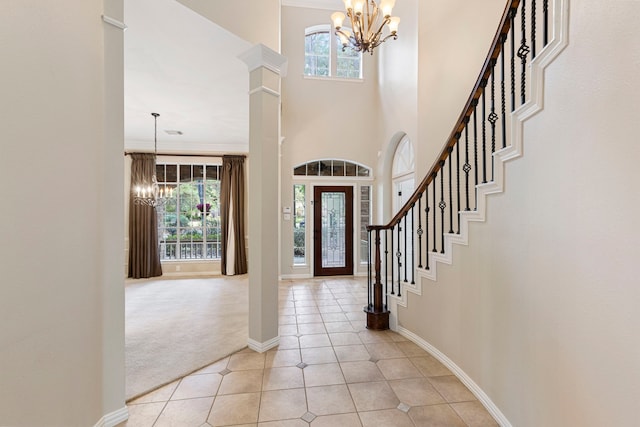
xmin=365 ymin=0 xmax=552 ymax=329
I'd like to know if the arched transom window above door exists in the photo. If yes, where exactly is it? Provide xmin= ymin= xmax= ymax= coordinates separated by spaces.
xmin=294 ymin=159 xmax=371 ymax=177
xmin=392 ymin=136 xmax=415 ymax=179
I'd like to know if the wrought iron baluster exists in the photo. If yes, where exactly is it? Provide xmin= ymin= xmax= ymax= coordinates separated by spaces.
xmin=390 ymin=225 xmax=395 ymax=295
xmin=501 ymin=34 xmax=507 ymax=149
xmin=481 ymin=83 xmax=487 ymax=184
xmin=417 ymin=195 xmax=423 ymax=268
xmin=396 ymin=222 xmax=402 ymax=296
xmin=510 ymin=7 xmax=516 ymax=112
xmin=425 ymin=185 xmax=430 ymax=269
xmin=543 ymin=0 xmax=549 ymax=46
xmin=473 ymin=105 xmax=479 ymax=210
xmin=384 ymin=229 xmax=388 ymax=299
xmin=489 ymin=60 xmax=498 ymax=181
xmin=463 ymin=120 xmax=471 ymax=211
xmin=455 ymin=136 xmax=461 ymax=234
xmin=518 ymin=1 xmax=530 ymax=105
xmin=532 ymin=0 xmax=537 ymax=59
xmin=439 ymin=161 xmax=446 ymax=254
xmin=410 ymin=205 xmax=415 ymax=285
xmin=448 ymin=148 xmax=454 ymax=233
xmin=432 ymin=174 xmax=438 ymax=252
xmin=403 ymin=212 xmax=408 ymax=283
xmin=367 ymin=228 xmax=372 ymax=309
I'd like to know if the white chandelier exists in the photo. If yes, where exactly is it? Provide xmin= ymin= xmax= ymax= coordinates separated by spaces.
xmin=331 ymin=0 xmax=400 ymax=54
xmin=133 ymin=113 xmax=173 ymax=207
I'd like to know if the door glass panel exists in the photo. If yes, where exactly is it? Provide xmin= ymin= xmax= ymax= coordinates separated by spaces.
xmin=321 ymin=192 xmax=346 ymax=268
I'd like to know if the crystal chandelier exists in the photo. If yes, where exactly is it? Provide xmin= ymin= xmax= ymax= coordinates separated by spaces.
xmin=133 ymin=113 xmax=173 ymax=207
xmin=331 ymin=0 xmax=400 ymax=55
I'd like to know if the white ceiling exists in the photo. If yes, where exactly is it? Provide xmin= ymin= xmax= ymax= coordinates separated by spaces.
xmin=124 ymin=0 xmax=252 ymax=154
xmin=124 ymin=0 xmax=345 ymax=155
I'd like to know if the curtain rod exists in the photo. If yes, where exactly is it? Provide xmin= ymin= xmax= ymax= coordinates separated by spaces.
xmin=124 ymin=152 xmax=247 ymax=158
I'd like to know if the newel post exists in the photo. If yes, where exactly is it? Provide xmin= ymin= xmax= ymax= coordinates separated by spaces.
xmin=365 ymin=226 xmax=389 ymax=330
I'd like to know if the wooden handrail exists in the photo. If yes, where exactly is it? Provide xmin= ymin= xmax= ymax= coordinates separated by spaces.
xmin=374 ymin=0 xmax=520 ymax=230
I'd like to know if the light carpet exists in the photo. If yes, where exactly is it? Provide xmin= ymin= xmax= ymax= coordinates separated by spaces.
xmin=125 ymin=275 xmax=248 ymax=401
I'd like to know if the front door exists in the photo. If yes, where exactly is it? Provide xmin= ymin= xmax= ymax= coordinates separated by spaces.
xmin=313 ymin=186 xmax=353 ymax=276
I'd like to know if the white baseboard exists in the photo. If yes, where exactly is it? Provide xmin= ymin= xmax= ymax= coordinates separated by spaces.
xmin=94 ymin=406 xmax=129 ymax=427
xmin=397 ymin=326 xmax=512 ymax=427
xmin=248 ymin=335 xmax=280 ymax=353
xmin=280 ymin=273 xmax=313 ymax=280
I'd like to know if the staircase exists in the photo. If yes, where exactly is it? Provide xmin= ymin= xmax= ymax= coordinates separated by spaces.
xmin=365 ymin=0 xmax=569 ymax=332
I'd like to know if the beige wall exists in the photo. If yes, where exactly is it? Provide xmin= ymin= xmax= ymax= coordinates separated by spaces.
xmin=400 ymin=1 xmax=640 ymax=426
xmin=176 ymin=0 xmax=281 ymax=52
xmin=280 ymin=6 xmax=383 ymax=277
xmin=417 ymin=0 xmax=506 ymax=180
xmin=0 ymin=0 xmax=125 ymax=425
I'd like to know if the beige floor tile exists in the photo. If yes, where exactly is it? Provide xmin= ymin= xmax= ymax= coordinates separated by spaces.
xmin=317 ymin=305 xmax=343 ymax=314
xmin=128 ymin=380 xmax=179 ymax=404
xmin=315 ymin=300 xmax=340 ymax=307
xmin=280 ymin=307 xmax=296 ymax=316
xmin=301 ymin=346 xmax=337 ymax=364
xmin=306 ymin=384 xmax=356 ymax=416
xmin=320 ymin=312 xmax=349 ymax=323
xmin=408 ymin=404 xmax=467 ymax=427
xmin=192 ymin=358 xmax=230 ymax=375
xmin=258 ymin=388 xmax=308 ymax=422
xmin=297 ymin=314 xmax=324 ymax=324
xmin=365 ymin=342 xmax=405 ymax=360
xmin=451 ymin=401 xmax=500 ymax=427
xmin=358 ymin=330 xmax=393 ymax=344
xmin=208 ymin=393 xmax=261 ymax=426
xmin=278 ymin=324 xmax=298 ymax=336
xmin=345 ymin=311 xmax=366 ymax=322
xmin=228 ymin=352 xmax=266 ymax=371
xmin=388 ymin=378 xmax=446 ymax=406
xmin=262 ymin=367 xmax=305 ymax=391
xmin=328 ymin=332 xmax=362 ymax=346
xmin=340 ymin=361 xmax=385 ymax=383
xmin=277 ymin=336 xmax=300 ymax=350
xmin=386 ymin=331 xmax=409 ymax=342
xmin=410 ymin=355 xmax=451 ymax=377
xmin=217 ymin=369 xmax=263 ymax=395
xmin=348 ymin=381 xmax=400 ymax=412
xmin=311 ymin=413 xmax=361 ymax=427
xmin=303 ymin=362 xmax=345 ymax=387
xmin=171 ymin=374 xmax=222 ymax=400
xmin=298 ymin=323 xmax=327 ymax=335
xmin=123 ymin=402 xmax=165 ymax=427
xmin=299 ymin=333 xmax=331 ymax=348
xmin=279 ymin=315 xmax=297 ymax=325
xmin=324 ymin=321 xmax=356 ymax=333
xmin=334 ymin=344 xmax=371 ymax=362
xmin=296 ymin=306 xmax=320 ymax=314
xmin=358 ymin=409 xmax=414 ymax=427
xmin=428 ymin=375 xmax=477 ymax=403
xmin=294 ymin=300 xmax=317 ymax=307
xmin=266 ymin=349 xmax=301 ymax=368
xmin=396 ymin=340 xmax=429 ymax=357
xmin=259 ymin=420 xmax=308 ymax=427
xmin=154 ymin=397 xmax=214 ymax=427
xmin=376 ymin=358 xmax=422 ymax=380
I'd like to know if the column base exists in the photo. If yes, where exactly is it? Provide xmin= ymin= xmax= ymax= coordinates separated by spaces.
xmin=365 ymin=307 xmax=390 ymax=330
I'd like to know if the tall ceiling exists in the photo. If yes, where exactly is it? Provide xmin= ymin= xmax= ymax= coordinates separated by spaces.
xmin=124 ymin=0 xmax=344 ymax=155
xmin=124 ymin=0 xmax=252 ymax=154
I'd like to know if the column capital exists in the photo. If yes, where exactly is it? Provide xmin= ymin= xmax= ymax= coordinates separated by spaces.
xmin=239 ymin=44 xmax=288 ymax=77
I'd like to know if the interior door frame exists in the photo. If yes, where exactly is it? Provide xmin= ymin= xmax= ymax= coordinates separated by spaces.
xmin=313 ymin=185 xmax=354 ymax=276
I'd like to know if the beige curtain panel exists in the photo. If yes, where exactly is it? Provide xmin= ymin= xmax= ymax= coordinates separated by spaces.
xmin=220 ymin=155 xmax=248 ymax=275
xmin=128 ymin=153 xmax=163 ymax=279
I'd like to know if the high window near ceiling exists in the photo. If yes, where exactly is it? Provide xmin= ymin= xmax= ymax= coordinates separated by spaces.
xmin=304 ymin=25 xmax=362 ymax=80
xmin=155 ymin=162 xmax=221 ymax=261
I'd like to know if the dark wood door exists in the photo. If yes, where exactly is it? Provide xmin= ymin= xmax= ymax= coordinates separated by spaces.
xmin=313 ymin=186 xmax=353 ymax=276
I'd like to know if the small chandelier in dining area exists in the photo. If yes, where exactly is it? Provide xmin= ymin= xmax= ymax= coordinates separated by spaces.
xmin=331 ymin=0 xmax=400 ymax=55
xmin=133 ymin=113 xmax=174 ymax=207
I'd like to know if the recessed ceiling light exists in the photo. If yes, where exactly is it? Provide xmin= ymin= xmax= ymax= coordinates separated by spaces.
xmin=165 ymin=130 xmax=183 ymax=135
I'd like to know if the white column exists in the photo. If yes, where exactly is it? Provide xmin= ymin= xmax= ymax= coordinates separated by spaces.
xmin=239 ymin=44 xmax=288 ymax=352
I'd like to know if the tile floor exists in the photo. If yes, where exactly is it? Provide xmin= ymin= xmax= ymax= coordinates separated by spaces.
xmin=119 ymin=277 xmax=498 ymax=427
